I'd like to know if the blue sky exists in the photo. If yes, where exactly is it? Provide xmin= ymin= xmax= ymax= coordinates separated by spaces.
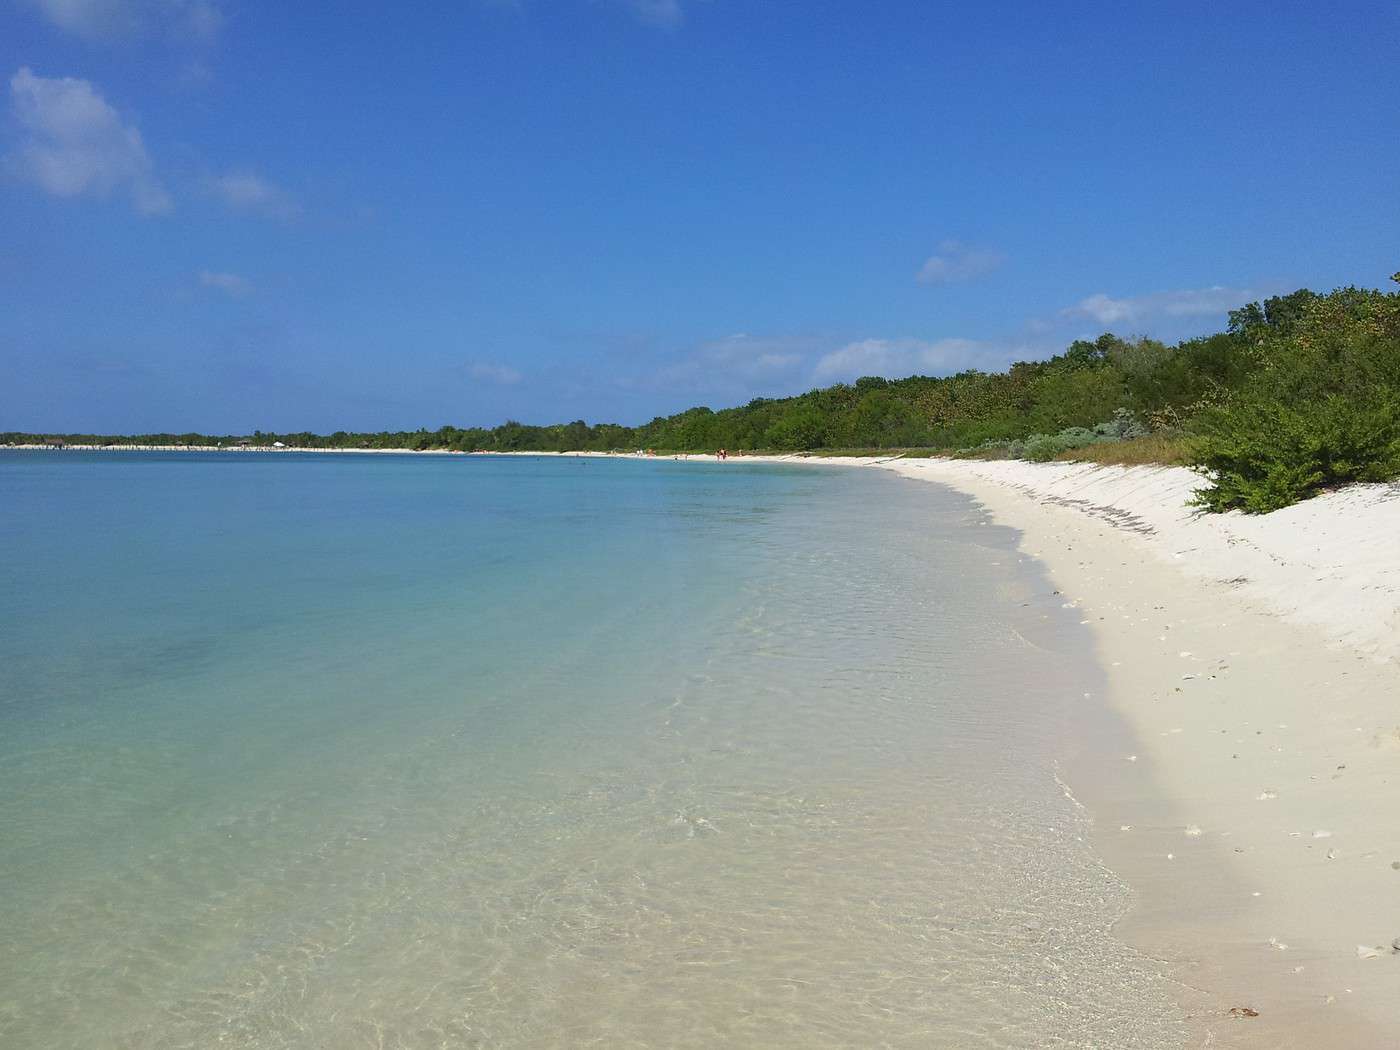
xmin=3 ymin=1 xmax=1398 ymax=433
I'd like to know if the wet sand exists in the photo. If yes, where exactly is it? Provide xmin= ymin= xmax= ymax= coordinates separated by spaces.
xmin=882 ymin=458 xmax=1400 ymax=1048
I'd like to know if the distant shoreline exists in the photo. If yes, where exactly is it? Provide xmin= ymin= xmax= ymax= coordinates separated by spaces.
xmin=0 ymin=444 xmax=759 ymax=456
xmin=0 ymin=444 xmax=899 ymax=462
xmin=3 ymin=443 xmax=473 ymax=454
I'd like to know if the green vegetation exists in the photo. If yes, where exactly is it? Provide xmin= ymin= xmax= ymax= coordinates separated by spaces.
xmin=6 ymin=276 xmax=1398 ymax=513
xmin=1188 ymin=281 xmax=1400 ymax=512
xmin=1050 ymin=432 xmax=1190 ymax=468
xmin=964 ymin=408 xmax=1151 ymax=462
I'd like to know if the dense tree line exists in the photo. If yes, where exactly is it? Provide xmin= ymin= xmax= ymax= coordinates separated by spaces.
xmin=7 ymin=275 xmax=1398 ymax=511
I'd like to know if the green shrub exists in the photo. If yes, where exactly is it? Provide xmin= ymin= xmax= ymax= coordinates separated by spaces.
xmin=1022 ymin=427 xmax=1093 ymax=461
xmin=960 ymin=411 xmax=1148 ymax=462
xmin=1093 ymin=408 xmax=1150 ymax=440
xmin=1191 ymin=388 xmax=1400 ymax=512
xmin=1189 ymin=284 xmax=1400 ymax=512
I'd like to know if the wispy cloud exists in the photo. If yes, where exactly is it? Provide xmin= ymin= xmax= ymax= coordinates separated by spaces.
xmin=22 ymin=0 xmax=224 ymax=45
xmin=1062 ymin=285 xmax=1259 ymax=327
xmin=641 ymin=333 xmax=811 ymax=393
xmin=633 ymin=331 xmax=1022 ymax=399
xmin=7 ymin=67 xmax=172 ymax=214
xmin=812 ymin=337 xmax=1016 ymax=383
xmin=179 ymin=0 xmax=222 ymax=43
xmin=620 ymin=0 xmax=685 ymax=29
xmin=916 ymin=240 xmax=1005 ymax=285
xmin=199 ymin=269 xmax=251 ymax=296
xmin=482 ymin=0 xmax=687 ymax=29
xmin=468 ymin=361 xmax=524 ymax=385
xmin=207 ymin=171 xmax=299 ymax=220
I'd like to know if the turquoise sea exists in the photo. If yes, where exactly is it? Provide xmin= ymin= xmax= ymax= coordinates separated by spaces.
xmin=0 ymin=452 xmax=1181 ymax=1048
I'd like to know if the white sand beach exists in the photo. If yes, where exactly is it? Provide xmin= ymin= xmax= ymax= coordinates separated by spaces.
xmin=877 ymin=458 xmax=1400 ymax=1047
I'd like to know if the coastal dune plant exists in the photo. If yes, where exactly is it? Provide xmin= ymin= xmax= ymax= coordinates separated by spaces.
xmin=961 ymin=410 xmax=1150 ymax=462
xmin=1056 ymin=432 xmax=1190 ymax=467
xmin=1023 ymin=427 xmax=1099 ymax=461
xmin=1189 ymin=279 xmax=1400 ymax=512
xmin=1190 ymin=387 xmax=1400 ymax=513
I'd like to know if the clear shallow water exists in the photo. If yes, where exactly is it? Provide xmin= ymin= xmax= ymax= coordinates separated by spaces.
xmin=0 ymin=452 xmax=1181 ymax=1048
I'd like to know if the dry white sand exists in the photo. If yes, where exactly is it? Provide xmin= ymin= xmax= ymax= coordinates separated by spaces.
xmin=879 ymin=458 xmax=1400 ymax=1048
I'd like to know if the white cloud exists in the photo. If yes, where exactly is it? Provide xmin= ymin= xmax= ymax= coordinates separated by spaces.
xmin=179 ymin=0 xmax=222 ymax=43
xmin=199 ymin=269 xmax=250 ymax=296
xmin=469 ymin=361 xmax=524 ymax=385
xmin=621 ymin=0 xmax=684 ymax=29
xmin=646 ymin=333 xmax=810 ymax=391
xmin=207 ymin=171 xmax=299 ymax=219
xmin=23 ymin=0 xmax=223 ymax=44
xmin=696 ymin=333 xmax=804 ymax=377
xmin=7 ymin=67 xmax=172 ymax=214
xmin=482 ymin=0 xmax=685 ymax=29
xmin=1062 ymin=285 xmax=1258 ymax=327
xmin=1066 ymin=293 xmax=1134 ymax=325
xmin=812 ymin=337 xmax=1012 ymax=383
xmin=916 ymin=240 xmax=1005 ymax=285
xmin=24 ymin=0 xmax=140 ymax=40
xmin=634 ymin=330 xmax=1025 ymax=397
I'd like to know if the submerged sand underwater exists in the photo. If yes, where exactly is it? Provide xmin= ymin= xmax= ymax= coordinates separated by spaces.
xmin=0 ymin=452 xmax=1184 ymax=1048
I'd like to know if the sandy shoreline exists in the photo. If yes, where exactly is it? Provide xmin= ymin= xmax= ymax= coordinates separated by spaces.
xmin=598 ymin=450 xmax=1400 ymax=1045
xmin=12 ymin=445 xmax=1399 ymax=1045
xmin=879 ymin=459 xmax=1400 ymax=1047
